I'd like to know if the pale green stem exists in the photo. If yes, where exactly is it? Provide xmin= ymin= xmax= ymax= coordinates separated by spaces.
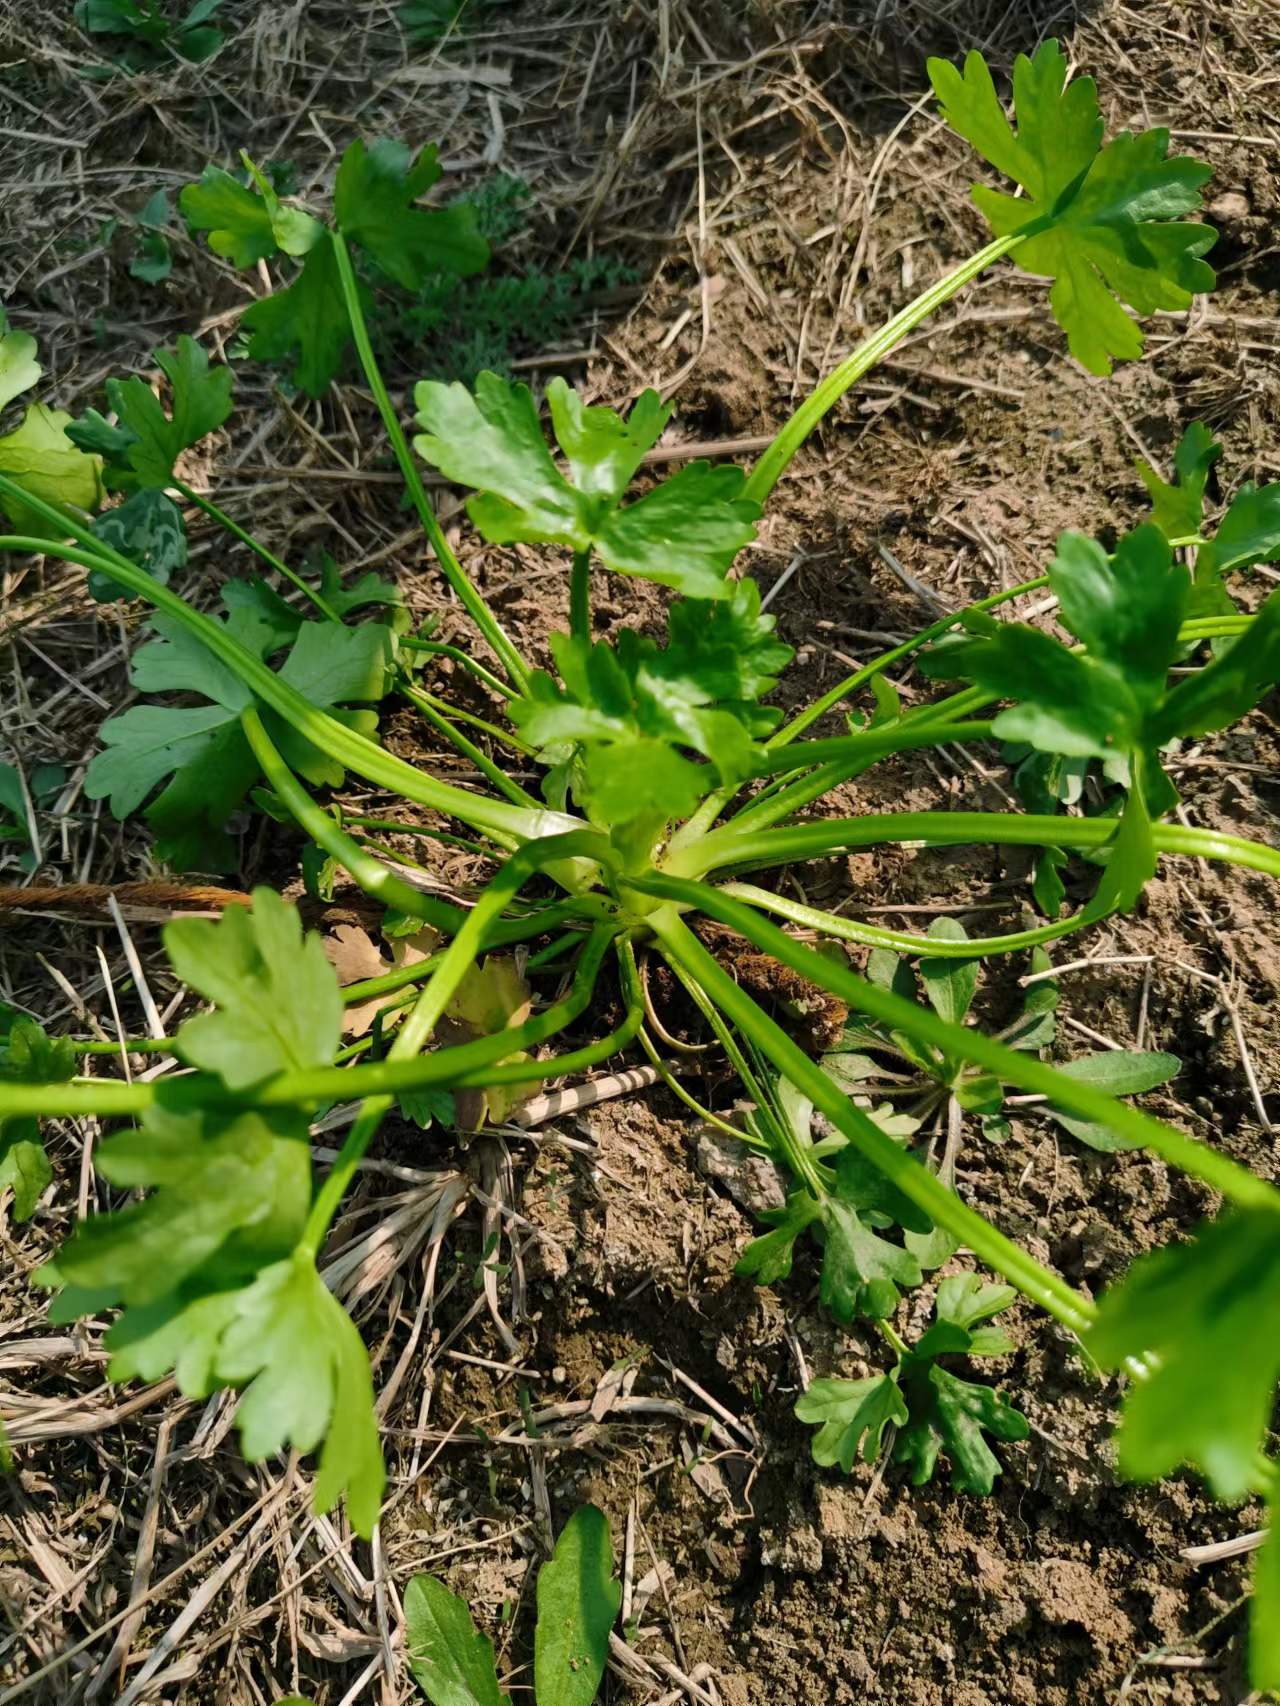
xmin=744 ymin=233 xmax=1023 ymax=504
xmin=172 ymin=478 xmax=339 ymax=621
xmin=329 ymin=230 xmax=530 ymax=691
xmin=719 ymin=882 xmax=1103 ymax=958
xmin=636 ymin=872 xmax=1280 ymax=1214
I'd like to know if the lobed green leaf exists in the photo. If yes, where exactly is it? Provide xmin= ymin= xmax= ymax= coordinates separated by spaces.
xmin=1088 ymin=1208 xmax=1280 ymax=1500
xmin=929 ymin=40 xmax=1215 ymax=374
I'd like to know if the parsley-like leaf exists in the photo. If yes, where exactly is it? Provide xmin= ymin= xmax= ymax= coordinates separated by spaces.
xmin=919 ymin=519 xmax=1280 ymax=796
xmin=512 ymin=627 xmax=764 ymax=825
xmin=795 ymin=1375 xmax=908 ymax=1472
xmin=818 ymin=1146 xmax=930 ymax=1322
xmin=38 ymin=891 xmax=384 ymax=1535
xmin=180 ymin=160 xmax=322 ymax=267
xmin=1148 ymin=589 xmax=1280 ymax=743
xmin=90 ymin=335 xmax=233 ymax=489
xmin=929 ymin=40 xmax=1215 ymax=374
xmin=166 ymin=887 xmax=343 ymax=1088
xmin=892 ymin=1276 xmax=1027 ymax=1493
xmin=333 ymin=139 xmax=488 ymax=290
xmin=241 ymin=240 xmax=357 ymax=398
xmin=414 ymin=372 xmax=759 ymax=599
xmin=736 ymin=1189 xmax=822 ymax=1285
xmin=1138 ymin=421 xmax=1219 ymax=542
xmin=48 ymin=1101 xmax=313 ymax=1302
xmin=1088 ymin=1207 xmax=1280 ymax=1500
xmin=0 ymin=1015 xmax=75 ymax=1221
xmin=84 ymin=593 xmax=393 ymax=870
xmin=215 ymin=1251 xmax=385 ymax=1534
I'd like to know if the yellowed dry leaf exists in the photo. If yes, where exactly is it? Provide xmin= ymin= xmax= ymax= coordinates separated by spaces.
xmin=324 ymin=922 xmax=440 ymax=1037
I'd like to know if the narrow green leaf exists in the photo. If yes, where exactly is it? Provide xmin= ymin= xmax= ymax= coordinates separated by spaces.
xmin=1051 ymin=1048 xmax=1179 ymax=1097
xmin=534 ymin=1506 xmax=620 ymax=1706
xmin=405 ymin=1574 xmax=509 ymax=1706
xmin=918 ymin=917 xmax=978 ymax=1025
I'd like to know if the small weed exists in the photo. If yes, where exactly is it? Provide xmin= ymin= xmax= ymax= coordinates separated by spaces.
xmin=74 ymin=0 xmax=226 ymax=74
xmin=372 ymin=175 xmax=639 ymax=383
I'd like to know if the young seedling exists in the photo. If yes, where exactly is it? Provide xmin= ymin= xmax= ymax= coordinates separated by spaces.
xmin=822 ymin=930 xmax=1181 ymax=1160
xmin=5 ymin=41 xmax=1280 ymax=1685
xmin=0 ymin=762 xmax=66 ymax=875
xmin=406 ymin=1505 xmax=620 ymax=1706
xmin=797 ymin=1275 xmax=1028 ymax=1494
xmin=74 ymin=0 xmax=226 ymax=73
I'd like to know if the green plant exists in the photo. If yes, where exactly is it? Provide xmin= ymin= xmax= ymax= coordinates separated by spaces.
xmin=797 ymin=1275 xmax=1027 ymax=1493
xmin=74 ymin=0 xmax=226 ymax=72
xmin=373 ymin=175 xmax=638 ymax=384
xmin=406 ymin=1505 xmax=620 ymax=1706
xmin=398 ymin=0 xmax=489 ymax=45
xmin=819 ymin=927 xmax=1181 ymax=1157
xmin=6 ymin=42 xmax=1280 ymax=1685
xmin=102 ymin=187 xmax=175 ymax=284
xmin=0 ymin=761 xmax=66 ymax=874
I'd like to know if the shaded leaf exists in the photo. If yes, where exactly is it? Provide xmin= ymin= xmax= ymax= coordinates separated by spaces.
xmin=334 ymin=139 xmax=488 ymax=290
xmin=242 ymin=240 xmax=357 ymax=398
xmin=104 ymin=336 xmax=233 ymax=487
xmin=88 ymin=488 xmax=186 ymax=601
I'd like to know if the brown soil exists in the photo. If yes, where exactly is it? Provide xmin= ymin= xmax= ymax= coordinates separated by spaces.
xmin=3 ymin=1 xmax=1280 ymax=1703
